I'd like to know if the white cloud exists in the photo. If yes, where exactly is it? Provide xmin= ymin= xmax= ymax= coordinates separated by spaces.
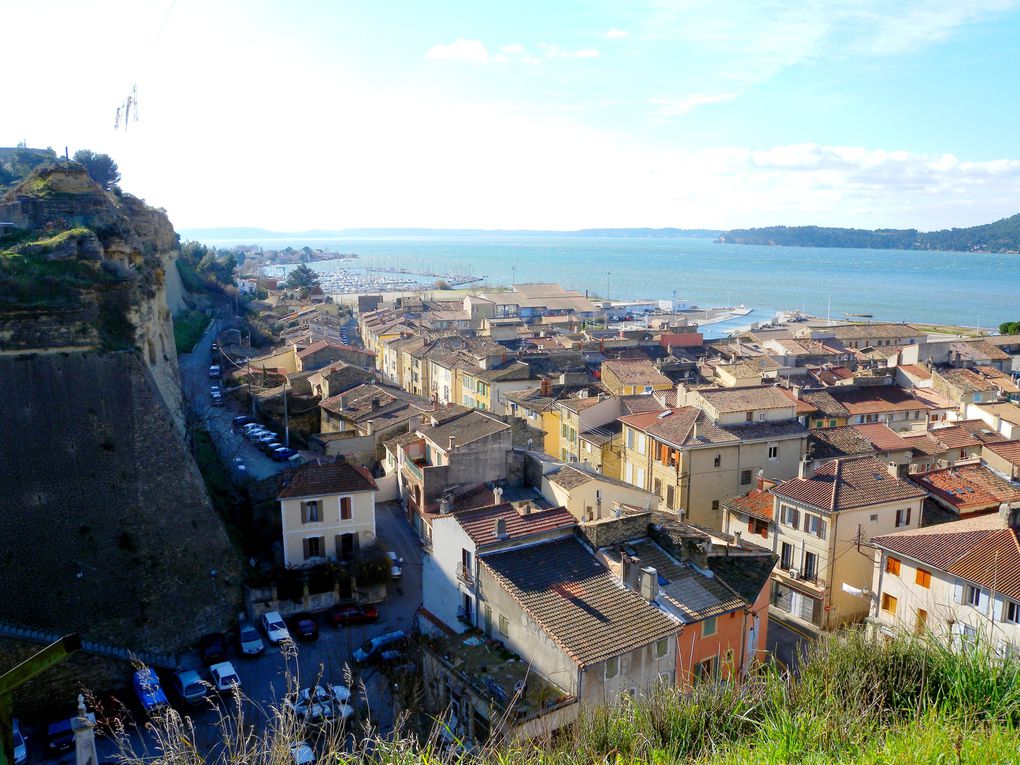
xmin=650 ymin=92 xmax=736 ymax=116
xmin=426 ymin=38 xmax=490 ymax=62
xmin=606 ymin=28 xmax=629 ymax=38
xmin=539 ymin=44 xmax=601 ymax=60
xmin=501 ymin=43 xmax=524 ymax=53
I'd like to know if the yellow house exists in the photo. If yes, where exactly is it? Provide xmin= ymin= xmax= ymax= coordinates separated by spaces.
xmin=578 ymin=423 xmax=623 ymax=480
xmin=458 ymin=362 xmax=533 ymax=412
xmin=600 ymin=358 xmax=673 ymax=396
xmin=276 ymin=460 xmax=379 ymax=567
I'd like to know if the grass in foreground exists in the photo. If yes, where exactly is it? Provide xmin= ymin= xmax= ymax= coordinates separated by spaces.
xmin=107 ymin=629 xmax=1018 ymax=765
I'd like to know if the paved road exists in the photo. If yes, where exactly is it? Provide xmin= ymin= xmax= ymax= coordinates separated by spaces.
xmin=766 ymin=614 xmax=813 ymax=674
xmin=178 ymin=317 xmax=283 ymax=481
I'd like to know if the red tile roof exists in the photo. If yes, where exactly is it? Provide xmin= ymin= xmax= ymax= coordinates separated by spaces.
xmin=827 ymin=386 xmax=930 ymax=416
xmin=481 ymin=537 xmax=678 ymax=668
xmin=723 ymin=488 xmax=775 ymax=521
xmin=852 ymin=423 xmax=913 ymax=452
xmin=874 ymin=514 xmax=1020 ymax=600
xmin=927 ymin=424 xmax=982 ymax=451
xmin=277 ymin=461 xmax=377 ymax=499
xmin=772 ymin=456 xmax=926 ymax=511
xmin=984 ymin=440 xmax=1020 ymax=466
xmin=456 ymin=503 xmax=576 ymax=546
xmin=898 ymin=364 xmax=932 ymax=381
xmin=779 ymin=387 xmax=818 ymax=416
xmin=602 ymin=358 xmax=673 ymax=387
xmin=910 ymin=464 xmax=1020 ymax=514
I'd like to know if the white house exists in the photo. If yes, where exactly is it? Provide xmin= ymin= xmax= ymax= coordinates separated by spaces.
xmin=276 ymin=460 xmax=378 ymax=566
xmin=870 ymin=505 xmax=1020 ymax=654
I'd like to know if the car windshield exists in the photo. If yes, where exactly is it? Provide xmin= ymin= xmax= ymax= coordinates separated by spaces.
xmin=220 ymin=674 xmax=239 ymax=685
xmin=13 ymin=731 xmax=23 ymax=747
xmin=240 ymin=627 xmax=259 ymax=641
xmin=270 ymin=620 xmax=286 ymax=631
xmin=359 ymin=639 xmax=374 ymax=654
xmin=184 ymin=682 xmax=204 ymax=696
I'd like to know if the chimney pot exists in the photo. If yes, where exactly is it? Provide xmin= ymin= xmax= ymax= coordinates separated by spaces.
xmin=493 ymin=485 xmax=504 ymax=505
xmin=494 ymin=517 xmax=508 ymax=538
xmin=448 ymin=435 xmax=456 ymax=450
xmin=639 ymin=566 xmax=659 ymax=602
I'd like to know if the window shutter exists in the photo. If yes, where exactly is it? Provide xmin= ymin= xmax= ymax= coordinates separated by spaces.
xmin=977 ymin=589 xmax=990 ymax=615
xmin=352 ymin=533 xmax=361 ymax=551
xmin=302 ymin=538 xmax=311 ymax=560
xmin=817 ymin=520 xmax=826 ymax=540
xmin=953 ymin=580 xmax=964 ymax=604
xmin=335 ymin=535 xmax=342 ymax=557
xmin=319 ymin=536 xmax=326 ymax=557
xmin=300 ymin=502 xmax=308 ymax=524
xmin=905 ymin=507 xmax=912 ymax=526
xmin=994 ymin=595 xmax=1005 ymax=621
xmin=748 ymin=519 xmax=755 ymax=534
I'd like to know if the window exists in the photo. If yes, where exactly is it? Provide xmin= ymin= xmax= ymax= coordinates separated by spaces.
xmin=498 ymin=614 xmax=510 ymax=636
xmin=881 ymin=593 xmax=898 ymax=615
xmin=702 ymin=617 xmax=717 ymax=637
xmin=746 ymin=411 xmax=753 ymax=422
xmin=885 ymin=556 xmax=901 ymax=576
xmin=915 ymin=609 xmax=928 ymax=634
xmin=748 ymin=517 xmax=769 ymax=538
xmin=695 ymin=657 xmax=715 ymax=680
xmin=1005 ymin=601 xmax=1020 ymax=625
xmin=780 ymin=542 xmax=794 ymax=570
xmin=767 ymin=443 xmax=779 ymax=460
xmin=740 ymin=469 xmax=753 ymax=485
xmin=803 ymin=551 xmax=818 ymax=580
xmin=965 ymin=585 xmax=982 ymax=607
xmin=895 ymin=507 xmax=912 ymax=528
xmin=915 ymin=568 xmax=932 ymax=588
xmin=340 ymin=496 xmax=352 ymax=520
xmin=653 ymin=477 xmax=662 ymax=496
xmin=714 ymin=453 xmax=721 ymax=468
xmin=605 ymin=656 xmax=619 ymax=679
xmin=303 ymin=536 xmax=324 ymax=560
xmin=805 ymin=514 xmax=826 ymax=539
xmin=302 ymin=501 xmax=320 ymax=524
xmin=626 ymin=428 xmax=635 ymax=449
xmin=869 ymin=514 xmax=879 ymax=523
xmin=654 ymin=638 xmax=668 ymax=658
xmin=711 ymin=499 xmax=720 ymax=511
xmin=758 ymin=412 xmax=766 ymax=422
xmin=637 ymin=434 xmax=646 ymax=455
xmin=666 ymin=485 xmax=675 ymax=509
xmin=780 ymin=504 xmax=799 ymax=529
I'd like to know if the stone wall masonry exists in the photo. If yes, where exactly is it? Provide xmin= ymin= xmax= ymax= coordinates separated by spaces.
xmin=577 ymin=512 xmax=653 ymax=550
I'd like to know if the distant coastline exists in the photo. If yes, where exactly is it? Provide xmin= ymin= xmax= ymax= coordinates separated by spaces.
xmin=179 ymin=226 xmax=723 ymax=241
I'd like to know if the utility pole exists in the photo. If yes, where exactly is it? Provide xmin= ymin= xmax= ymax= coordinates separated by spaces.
xmin=1 ymin=634 xmax=81 ymax=765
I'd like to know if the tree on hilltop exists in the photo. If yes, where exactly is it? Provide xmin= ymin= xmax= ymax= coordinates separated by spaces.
xmin=73 ymin=149 xmax=121 ymax=191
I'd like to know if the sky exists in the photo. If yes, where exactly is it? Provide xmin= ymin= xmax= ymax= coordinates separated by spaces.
xmin=5 ymin=0 xmax=1020 ymax=231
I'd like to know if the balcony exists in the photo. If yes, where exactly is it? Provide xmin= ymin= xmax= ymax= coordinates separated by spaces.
xmin=404 ymin=458 xmax=424 ymax=481
xmin=456 ymin=563 xmax=474 ymax=587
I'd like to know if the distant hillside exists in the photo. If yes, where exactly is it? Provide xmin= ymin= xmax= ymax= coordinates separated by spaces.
xmin=180 ymin=226 xmax=723 ymax=241
xmin=718 ymin=213 xmax=1020 ymax=253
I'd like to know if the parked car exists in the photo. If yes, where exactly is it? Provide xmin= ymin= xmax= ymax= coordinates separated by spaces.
xmin=285 ymin=691 xmax=333 ymax=723
xmin=327 ymin=684 xmax=352 ymax=706
xmin=232 ymin=415 xmax=256 ymax=429
xmin=232 ymin=456 xmax=247 ymax=472
xmin=241 ymin=422 xmax=262 ymax=433
xmin=238 ymin=618 xmax=265 ymax=656
xmin=244 ymin=428 xmax=269 ymax=441
xmin=272 ymin=447 xmax=298 ymax=462
xmin=260 ymin=610 xmax=291 ymax=644
xmin=199 ymin=632 xmax=227 ymax=664
xmin=12 ymin=718 xmax=26 ymax=765
xmin=256 ymin=432 xmax=279 ymax=446
xmin=210 ymin=385 xmax=222 ymax=396
xmin=209 ymin=365 xmax=221 ymax=378
xmin=211 ymin=393 xmax=225 ymax=407
xmin=353 ymin=630 xmax=407 ymax=664
xmin=259 ymin=440 xmax=284 ymax=454
xmin=172 ymin=670 xmax=208 ymax=706
xmin=209 ymin=662 xmax=241 ymax=694
xmin=132 ymin=668 xmax=169 ymax=715
xmin=329 ymin=603 xmax=379 ymax=627
xmin=386 ymin=551 xmax=403 ymax=580
xmin=46 ymin=718 xmax=76 ymax=753
xmin=289 ymin=613 xmax=319 ymax=642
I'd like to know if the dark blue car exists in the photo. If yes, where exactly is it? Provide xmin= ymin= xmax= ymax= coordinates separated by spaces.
xmin=132 ymin=668 xmax=169 ymax=715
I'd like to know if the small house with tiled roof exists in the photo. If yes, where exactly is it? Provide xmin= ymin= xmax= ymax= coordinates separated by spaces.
xmin=764 ymin=456 xmax=927 ymax=632
xmin=870 ymin=507 xmax=1020 ymax=652
xmin=983 ymin=440 xmax=1020 ymax=481
xmin=276 ymin=459 xmax=379 ymax=566
xmin=910 ymin=463 xmax=1020 ymax=517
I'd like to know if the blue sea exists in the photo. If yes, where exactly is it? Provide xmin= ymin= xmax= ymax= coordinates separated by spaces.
xmin=194 ymin=235 xmax=1020 ymax=338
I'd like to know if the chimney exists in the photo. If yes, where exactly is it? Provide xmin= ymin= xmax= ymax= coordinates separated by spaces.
xmin=999 ymin=502 xmax=1020 ymax=530
xmin=366 ymin=419 xmax=374 ymax=436
xmin=692 ymin=420 xmax=700 ymax=439
xmin=494 ymin=517 xmax=508 ymax=538
xmin=622 ymin=554 xmax=642 ymax=591
xmin=493 ymin=485 xmax=504 ymax=505
xmin=448 ymin=435 xmax=456 ymax=451
xmin=439 ymin=495 xmax=451 ymax=514
xmin=734 ymin=530 xmax=743 ymax=546
xmin=612 ymin=502 xmax=622 ymax=518
xmin=756 ymin=469 xmax=765 ymax=491
xmin=798 ymin=458 xmax=812 ymax=479
xmin=519 ymin=503 xmax=531 ymax=516
xmin=639 ymin=566 xmax=659 ymax=602
xmin=371 ymin=397 xmax=380 ymax=411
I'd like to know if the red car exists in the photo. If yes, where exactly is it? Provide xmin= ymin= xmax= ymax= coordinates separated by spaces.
xmin=330 ymin=604 xmax=379 ymax=627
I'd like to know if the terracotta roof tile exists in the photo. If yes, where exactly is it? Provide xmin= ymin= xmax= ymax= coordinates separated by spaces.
xmin=696 ymin=386 xmax=796 ymax=413
xmin=984 ymin=440 xmax=1020 ymax=466
xmin=809 ymin=427 xmax=877 ymax=460
xmin=772 ymin=456 xmax=926 ymax=511
xmin=456 ymin=503 xmax=576 ymax=545
xmin=852 ymin=423 xmax=914 ymax=452
xmin=481 ymin=537 xmax=678 ymax=668
xmin=602 ymin=358 xmax=673 ymax=387
xmin=723 ymin=488 xmax=775 ymax=521
xmin=826 ymin=385 xmax=931 ymax=416
xmin=910 ymin=464 xmax=1020 ymax=513
xmin=277 ymin=461 xmax=377 ymax=499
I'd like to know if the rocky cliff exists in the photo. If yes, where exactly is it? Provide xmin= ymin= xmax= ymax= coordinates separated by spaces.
xmin=0 ymin=163 xmax=183 ymax=416
xmin=0 ymin=164 xmax=243 ymax=710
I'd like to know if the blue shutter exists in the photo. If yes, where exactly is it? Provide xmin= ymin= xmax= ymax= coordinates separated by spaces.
xmin=977 ymin=589 xmax=990 ymax=615
xmin=953 ymin=580 xmax=964 ymax=604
